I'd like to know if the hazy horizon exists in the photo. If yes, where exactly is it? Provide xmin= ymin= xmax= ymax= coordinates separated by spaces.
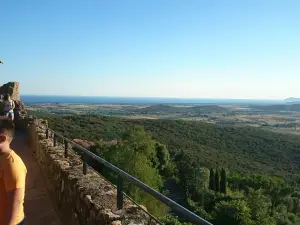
xmin=1 ymin=1 xmax=299 ymax=99
xmin=21 ymin=95 xmax=290 ymax=105
xmin=21 ymin=94 xmax=291 ymax=101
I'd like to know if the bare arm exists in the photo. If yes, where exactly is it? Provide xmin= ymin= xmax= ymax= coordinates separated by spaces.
xmin=11 ymin=101 xmax=15 ymax=110
xmin=5 ymin=188 xmax=24 ymax=225
xmin=3 ymin=158 xmax=26 ymax=225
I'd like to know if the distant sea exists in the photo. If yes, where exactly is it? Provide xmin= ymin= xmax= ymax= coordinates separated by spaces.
xmin=21 ymin=95 xmax=285 ymax=105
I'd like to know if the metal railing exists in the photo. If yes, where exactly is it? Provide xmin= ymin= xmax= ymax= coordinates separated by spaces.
xmin=43 ymin=127 xmax=213 ymax=225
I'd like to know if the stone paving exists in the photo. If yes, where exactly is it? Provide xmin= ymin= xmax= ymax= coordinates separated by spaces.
xmin=11 ymin=132 xmax=62 ymax=225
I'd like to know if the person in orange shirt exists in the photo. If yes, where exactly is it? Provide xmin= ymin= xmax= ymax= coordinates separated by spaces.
xmin=0 ymin=122 xmax=27 ymax=225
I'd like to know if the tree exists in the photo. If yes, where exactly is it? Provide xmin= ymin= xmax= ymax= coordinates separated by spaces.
xmin=192 ymin=166 xmax=210 ymax=205
xmin=187 ymin=198 xmax=213 ymax=221
xmin=101 ymin=126 xmax=166 ymax=216
xmin=155 ymin=142 xmax=170 ymax=171
xmin=161 ymin=215 xmax=191 ymax=225
xmin=215 ymin=170 xmax=220 ymax=193
xmin=220 ymin=168 xmax=227 ymax=195
xmin=246 ymin=188 xmax=271 ymax=221
xmin=209 ymin=168 xmax=215 ymax=191
xmin=198 ymin=167 xmax=210 ymax=189
xmin=256 ymin=216 xmax=276 ymax=225
xmin=213 ymin=200 xmax=254 ymax=225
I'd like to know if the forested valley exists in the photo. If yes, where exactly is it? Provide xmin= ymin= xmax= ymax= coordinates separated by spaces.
xmin=38 ymin=114 xmax=300 ymax=225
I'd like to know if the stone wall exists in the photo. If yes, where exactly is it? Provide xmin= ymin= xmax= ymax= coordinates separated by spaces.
xmin=27 ymin=119 xmax=158 ymax=225
xmin=0 ymin=81 xmax=20 ymax=100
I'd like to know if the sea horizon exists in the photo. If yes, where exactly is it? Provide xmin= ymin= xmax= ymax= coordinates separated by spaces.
xmin=21 ymin=95 xmax=285 ymax=105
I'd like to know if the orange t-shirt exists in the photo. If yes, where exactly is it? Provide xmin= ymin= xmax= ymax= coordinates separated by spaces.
xmin=0 ymin=150 xmax=27 ymax=225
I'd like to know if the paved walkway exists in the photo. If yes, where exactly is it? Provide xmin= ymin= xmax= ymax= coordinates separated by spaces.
xmin=11 ymin=132 xmax=62 ymax=225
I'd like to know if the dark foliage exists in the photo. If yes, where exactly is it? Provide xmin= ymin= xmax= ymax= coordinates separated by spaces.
xmin=38 ymin=114 xmax=300 ymax=224
xmin=209 ymin=168 xmax=215 ymax=191
xmin=215 ymin=170 xmax=220 ymax=193
xmin=220 ymin=168 xmax=227 ymax=195
xmin=43 ymin=115 xmax=300 ymax=181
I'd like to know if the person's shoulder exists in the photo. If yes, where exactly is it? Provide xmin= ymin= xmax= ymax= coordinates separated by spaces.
xmin=0 ymin=152 xmax=13 ymax=163
xmin=0 ymin=152 xmax=16 ymax=172
xmin=9 ymin=151 xmax=27 ymax=172
xmin=11 ymin=150 xmax=25 ymax=163
xmin=0 ymin=153 xmax=9 ymax=170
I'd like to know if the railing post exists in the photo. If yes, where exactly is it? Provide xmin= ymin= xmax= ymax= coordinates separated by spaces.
xmin=64 ymin=140 xmax=68 ymax=158
xmin=53 ymin=134 xmax=57 ymax=147
xmin=46 ymin=129 xmax=49 ymax=139
xmin=117 ymin=175 xmax=124 ymax=209
xmin=82 ymin=154 xmax=87 ymax=175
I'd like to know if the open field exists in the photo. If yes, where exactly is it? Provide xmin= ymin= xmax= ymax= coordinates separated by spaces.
xmin=26 ymin=102 xmax=300 ymax=135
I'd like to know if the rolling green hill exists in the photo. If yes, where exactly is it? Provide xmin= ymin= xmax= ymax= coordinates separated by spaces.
xmin=251 ymin=104 xmax=300 ymax=112
xmin=44 ymin=115 xmax=300 ymax=181
xmin=136 ymin=104 xmax=228 ymax=114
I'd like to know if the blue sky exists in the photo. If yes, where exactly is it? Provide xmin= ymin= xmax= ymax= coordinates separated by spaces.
xmin=0 ymin=0 xmax=299 ymax=99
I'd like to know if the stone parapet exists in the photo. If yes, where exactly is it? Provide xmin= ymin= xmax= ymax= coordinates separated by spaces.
xmin=27 ymin=119 xmax=159 ymax=225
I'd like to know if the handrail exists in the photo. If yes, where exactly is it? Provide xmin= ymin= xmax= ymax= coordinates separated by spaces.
xmin=43 ymin=126 xmax=213 ymax=225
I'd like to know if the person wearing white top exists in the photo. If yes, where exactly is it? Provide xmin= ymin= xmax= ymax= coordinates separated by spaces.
xmin=2 ymin=94 xmax=15 ymax=121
